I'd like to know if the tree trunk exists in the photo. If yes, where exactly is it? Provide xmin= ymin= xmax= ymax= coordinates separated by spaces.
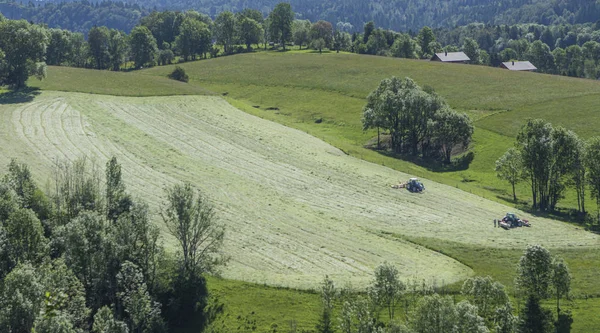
xmin=512 ymin=182 xmax=517 ymax=201
xmin=377 ymin=127 xmax=380 ymax=149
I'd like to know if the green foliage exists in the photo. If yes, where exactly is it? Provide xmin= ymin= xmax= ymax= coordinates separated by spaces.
xmin=0 ymin=19 xmax=48 ymax=88
xmin=551 ymin=257 xmax=572 ymax=317
xmin=168 ymin=66 xmax=189 ymax=83
xmin=116 ymin=261 xmax=165 ymax=333
xmin=52 ymin=158 xmax=103 ymax=224
xmin=455 ymin=300 xmax=489 ymax=333
xmin=516 ymin=245 xmax=553 ymax=300
xmin=214 ymin=11 xmax=237 ymax=55
xmin=0 ymin=263 xmax=44 ymax=333
xmin=93 ymin=306 xmax=129 ymax=333
xmin=495 ymin=148 xmax=525 ymax=201
xmin=54 ymin=211 xmax=119 ymax=310
xmin=3 ymin=208 xmax=46 ymax=267
xmin=585 ymin=137 xmax=600 ymax=222
xmin=106 ymin=157 xmax=131 ymax=223
xmin=371 ymin=262 xmax=405 ymax=320
xmin=292 ymin=20 xmax=311 ymax=50
xmin=88 ymin=26 xmax=112 ymax=70
xmin=410 ymin=294 xmax=456 ymax=333
xmin=160 ymin=182 xmax=225 ymax=275
xmin=238 ymin=17 xmax=263 ymax=51
xmin=316 ymin=276 xmax=335 ymax=333
xmin=515 ymin=120 xmax=578 ymax=211
xmin=39 ymin=259 xmax=90 ymax=330
xmin=417 ymin=27 xmax=435 ymax=58
xmin=310 ymin=21 xmax=334 ymax=51
xmin=175 ymin=18 xmax=212 ymax=61
xmin=130 ymin=26 xmax=158 ymax=69
xmin=494 ymin=303 xmax=517 ymax=333
xmin=4 ymin=159 xmax=37 ymax=209
xmin=268 ymin=3 xmax=294 ymax=50
xmin=462 ymin=38 xmax=480 ymax=64
xmin=461 ymin=276 xmax=509 ymax=323
xmin=108 ymin=30 xmax=128 ymax=71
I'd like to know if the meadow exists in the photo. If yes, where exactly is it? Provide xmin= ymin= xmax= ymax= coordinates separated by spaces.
xmin=18 ymin=52 xmax=600 ymax=331
xmin=132 ymin=51 xmax=600 ymax=213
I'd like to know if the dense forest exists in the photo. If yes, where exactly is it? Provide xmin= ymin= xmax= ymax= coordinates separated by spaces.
xmin=5 ymin=0 xmax=600 ymax=32
xmin=0 ymin=1 xmax=149 ymax=33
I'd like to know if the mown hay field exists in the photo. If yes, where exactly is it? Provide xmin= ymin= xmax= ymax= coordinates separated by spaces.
xmin=1 ymin=91 xmax=597 ymax=289
xmin=138 ymin=52 xmax=600 ymax=211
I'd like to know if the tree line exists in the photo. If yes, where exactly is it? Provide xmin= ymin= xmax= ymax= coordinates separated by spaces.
xmin=496 ymin=119 xmax=600 ymax=220
xmin=361 ymin=77 xmax=474 ymax=164
xmin=4 ymin=2 xmax=600 ymax=90
xmin=308 ymin=244 xmax=572 ymax=333
xmin=0 ymin=157 xmax=226 ymax=332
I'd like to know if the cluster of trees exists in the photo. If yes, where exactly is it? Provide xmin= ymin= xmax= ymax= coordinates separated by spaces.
xmin=0 ymin=1 xmax=149 ymax=34
xmin=19 ymin=0 xmax=600 ymax=33
xmin=496 ymin=119 xmax=600 ymax=218
xmin=313 ymin=244 xmax=571 ymax=333
xmin=361 ymin=77 xmax=473 ymax=164
xmin=0 ymin=157 xmax=226 ymax=332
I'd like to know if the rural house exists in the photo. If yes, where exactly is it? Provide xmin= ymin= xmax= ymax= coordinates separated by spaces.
xmin=500 ymin=61 xmax=537 ymax=71
xmin=430 ymin=51 xmax=470 ymax=63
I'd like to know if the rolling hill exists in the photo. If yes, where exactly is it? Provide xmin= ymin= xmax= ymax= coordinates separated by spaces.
xmin=19 ymin=51 xmax=600 ymax=331
xmin=1 ymin=90 xmax=597 ymax=290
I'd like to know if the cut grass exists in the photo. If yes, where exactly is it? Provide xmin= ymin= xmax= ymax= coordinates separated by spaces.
xmin=137 ymin=52 xmax=600 ymax=214
xmin=16 ymin=52 xmax=600 ymax=331
xmin=3 ymin=91 xmax=597 ymax=291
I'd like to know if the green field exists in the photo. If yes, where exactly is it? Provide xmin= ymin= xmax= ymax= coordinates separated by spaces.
xmin=19 ymin=53 xmax=600 ymax=331
xmin=127 ymin=52 xmax=600 ymax=213
xmin=5 ymin=91 xmax=596 ymax=289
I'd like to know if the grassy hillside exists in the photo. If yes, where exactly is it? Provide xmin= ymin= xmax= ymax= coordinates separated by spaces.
xmin=18 ymin=53 xmax=600 ymax=331
xmin=139 ymin=52 xmax=600 ymax=213
xmin=28 ymin=66 xmax=213 ymax=96
xmin=6 ymin=91 xmax=597 ymax=289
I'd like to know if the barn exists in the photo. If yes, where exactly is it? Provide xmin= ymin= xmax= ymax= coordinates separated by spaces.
xmin=430 ymin=51 xmax=471 ymax=63
xmin=500 ymin=61 xmax=537 ymax=71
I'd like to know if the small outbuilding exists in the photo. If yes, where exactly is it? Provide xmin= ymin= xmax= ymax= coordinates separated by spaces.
xmin=430 ymin=51 xmax=470 ymax=63
xmin=501 ymin=61 xmax=537 ymax=71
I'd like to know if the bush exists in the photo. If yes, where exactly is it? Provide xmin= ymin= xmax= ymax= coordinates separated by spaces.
xmin=168 ymin=67 xmax=189 ymax=83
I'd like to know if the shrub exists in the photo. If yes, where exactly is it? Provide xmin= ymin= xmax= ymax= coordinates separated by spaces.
xmin=168 ymin=67 xmax=189 ymax=83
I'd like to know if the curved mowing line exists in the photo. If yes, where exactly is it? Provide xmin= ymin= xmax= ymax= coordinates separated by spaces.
xmin=7 ymin=91 xmax=600 ymax=289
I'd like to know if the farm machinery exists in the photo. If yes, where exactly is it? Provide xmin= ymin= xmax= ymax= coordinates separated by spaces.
xmin=497 ymin=213 xmax=530 ymax=230
xmin=391 ymin=178 xmax=425 ymax=193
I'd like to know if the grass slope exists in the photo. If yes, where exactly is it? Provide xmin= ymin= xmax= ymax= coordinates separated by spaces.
xmin=2 ymin=91 xmax=597 ymax=291
xmin=138 ymin=52 xmax=600 ymax=212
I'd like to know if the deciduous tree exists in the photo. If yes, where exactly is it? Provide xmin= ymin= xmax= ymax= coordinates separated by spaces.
xmin=268 ymin=3 xmax=294 ymax=50
xmin=495 ymin=148 xmax=525 ymax=201
xmin=130 ymin=26 xmax=157 ymax=69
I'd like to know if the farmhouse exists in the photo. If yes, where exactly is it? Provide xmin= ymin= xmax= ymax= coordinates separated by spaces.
xmin=430 ymin=51 xmax=470 ymax=63
xmin=501 ymin=61 xmax=537 ymax=71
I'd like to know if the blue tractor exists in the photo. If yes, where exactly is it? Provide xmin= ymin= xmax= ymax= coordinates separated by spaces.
xmin=406 ymin=178 xmax=425 ymax=193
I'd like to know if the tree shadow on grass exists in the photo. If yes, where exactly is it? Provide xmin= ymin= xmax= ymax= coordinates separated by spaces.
xmin=377 ymin=149 xmax=474 ymax=173
xmin=0 ymin=87 xmax=41 ymax=105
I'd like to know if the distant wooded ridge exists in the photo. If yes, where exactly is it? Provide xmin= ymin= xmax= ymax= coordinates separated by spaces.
xmin=2 ymin=0 xmax=600 ymax=33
